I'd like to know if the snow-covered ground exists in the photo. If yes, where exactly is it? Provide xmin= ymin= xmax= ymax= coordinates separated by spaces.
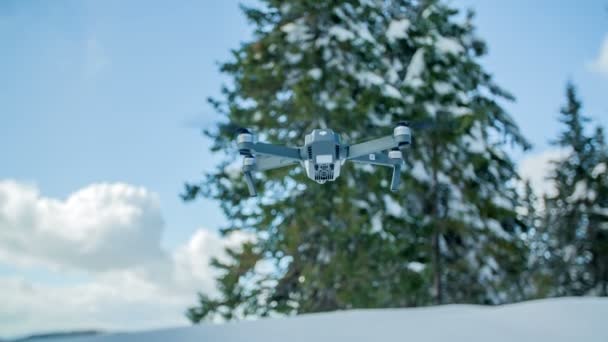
xmin=43 ymin=297 xmax=608 ymax=342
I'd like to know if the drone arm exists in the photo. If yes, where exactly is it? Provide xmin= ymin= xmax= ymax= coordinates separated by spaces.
xmin=346 ymin=136 xmax=397 ymax=160
xmin=346 ymin=124 xmax=412 ymax=159
xmin=252 ymin=142 xmax=302 ymax=160
xmin=255 ymin=155 xmax=300 ymax=171
xmin=349 ymin=152 xmax=395 ymax=167
xmin=240 ymin=154 xmax=299 ymax=197
xmin=349 ymin=151 xmax=403 ymax=192
xmin=236 ymin=130 xmax=301 ymax=197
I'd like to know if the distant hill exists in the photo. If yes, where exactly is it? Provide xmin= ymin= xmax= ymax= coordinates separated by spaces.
xmin=11 ymin=330 xmax=102 ymax=342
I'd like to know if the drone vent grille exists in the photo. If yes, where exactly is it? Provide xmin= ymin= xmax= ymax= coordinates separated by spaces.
xmin=314 ymin=164 xmax=334 ymax=183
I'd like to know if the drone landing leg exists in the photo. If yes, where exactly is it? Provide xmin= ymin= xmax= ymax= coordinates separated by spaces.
xmin=243 ymin=171 xmax=257 ymax=197
xmin=390 ymin=163 xmax=401 ymax=192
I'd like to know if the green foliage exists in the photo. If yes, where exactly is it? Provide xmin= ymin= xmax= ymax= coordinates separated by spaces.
xmin=184 ymin=0 xmax=531 ymax=323
xmin=542 ymin=83 xmax=608 ymax=296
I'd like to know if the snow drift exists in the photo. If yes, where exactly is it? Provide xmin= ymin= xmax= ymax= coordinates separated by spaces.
xmin=38 ymin=298 xmax=608 ymax=342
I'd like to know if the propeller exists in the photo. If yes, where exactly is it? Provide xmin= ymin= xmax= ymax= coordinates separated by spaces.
xmin=399 ymin=112 xmax=476 ymax=149
xmin=183 ymin=113 xmax=253 ymax=138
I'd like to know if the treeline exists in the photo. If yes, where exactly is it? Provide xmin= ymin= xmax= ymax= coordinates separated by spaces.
xmin=182 ymin=0 xmax=607 ymax=322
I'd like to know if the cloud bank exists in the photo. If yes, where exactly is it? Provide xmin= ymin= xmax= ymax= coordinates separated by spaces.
xmin=0 ymin=181 xmax=166 ymax=271
xmin=0 ymin=181 xmax=250 ymax=338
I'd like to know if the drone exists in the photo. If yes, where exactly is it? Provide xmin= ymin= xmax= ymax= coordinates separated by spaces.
xmin=236 ymin=122 xmax=412 ymax=197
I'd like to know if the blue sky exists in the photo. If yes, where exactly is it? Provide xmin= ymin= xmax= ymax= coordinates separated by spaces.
xmin=1 ymin=0 xmax=256 ymax=249
xmin=457 ymin=0 xmax=607 ymax=145
xmin=0 ymin=0 xmax=607 ymax=337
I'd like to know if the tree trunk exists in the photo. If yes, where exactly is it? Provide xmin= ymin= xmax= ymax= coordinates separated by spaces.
xmin=433 ymin=227 xmax=443 ymax=304
xmin=431 ymin=142 xmax=443 ymax=305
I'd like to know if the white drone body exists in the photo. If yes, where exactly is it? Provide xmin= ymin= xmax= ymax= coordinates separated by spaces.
xmin=236 ymin=123 xmax=412 ymax=196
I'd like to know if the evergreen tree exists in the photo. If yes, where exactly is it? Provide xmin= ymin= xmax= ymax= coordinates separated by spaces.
xmin=589 ymin=127 xmax=608 ymax=295
xmin=543 ymin=83 xmax=608 ymax=296
xmin=184 ymin=0 xmax=530 ymax=322
xmin=517 ymin=180 xmax=552 ymax=299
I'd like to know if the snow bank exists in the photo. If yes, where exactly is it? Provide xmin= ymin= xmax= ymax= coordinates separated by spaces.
xmin=44 ymin=298 xmax=608 ymax=342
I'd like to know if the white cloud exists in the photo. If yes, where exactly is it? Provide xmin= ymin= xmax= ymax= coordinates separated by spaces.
xmin=0 ymin=180 xmax=166 ymax=271
xmin=518 ymin=149 xmax=569 ymax=197
xmin=0 ymin=180 xmax=252 ymax=338
xmin=173 ymin=229 xmax=253 ymax=293
xmin=588 ymin=33 xmax=608 ymax=76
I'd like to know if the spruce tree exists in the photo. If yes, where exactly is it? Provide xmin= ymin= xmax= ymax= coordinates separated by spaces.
xmin=589 ymin=127 xmax=608 ymax=295
xmin=184 ymin=0 xmax=530 ymax=322
xmin=517 ymin=180 xmax=551 ymax=299
xmin=543 ymin=83 xmax=608 ymax=296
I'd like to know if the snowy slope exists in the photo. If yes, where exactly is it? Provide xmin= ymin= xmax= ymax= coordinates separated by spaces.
xmin=46 ymin=298 xmax=608 ymax=342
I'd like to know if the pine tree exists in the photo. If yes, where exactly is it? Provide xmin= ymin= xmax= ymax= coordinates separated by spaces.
xmin=517 ymin=180 xmax=552 ymax=299
xmin=184 ymin=0 xmax=530 ymax=322
xmin=543 ymin=83 xmax=608 ymax=296
xmin=589 ymin=126 xmax=608 ymax=295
